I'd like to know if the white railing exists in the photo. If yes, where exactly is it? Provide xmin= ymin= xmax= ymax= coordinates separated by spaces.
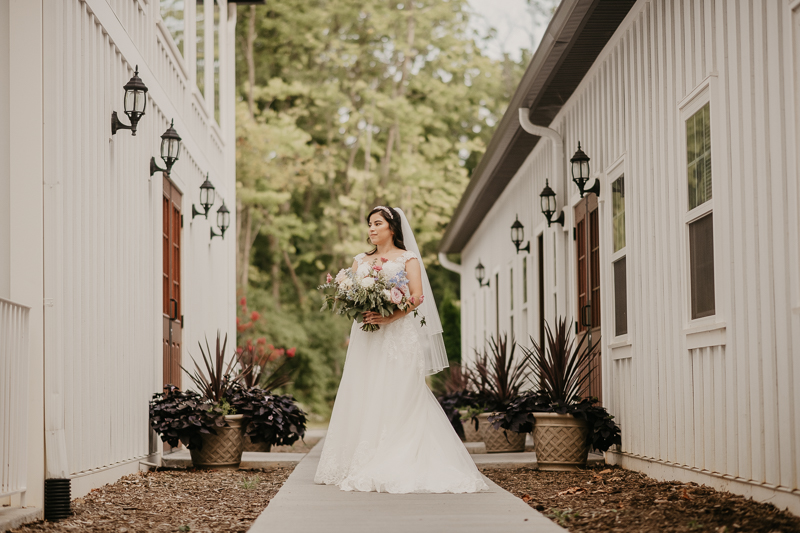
xmin=0 ymin=297 xmax=30 ymax=502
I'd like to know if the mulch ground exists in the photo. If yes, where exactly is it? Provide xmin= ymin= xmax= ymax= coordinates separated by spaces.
xmin=486 ymin=465 xmax=800 ymax=532
xmin=12 ymin=467 xmax=294 ymax=533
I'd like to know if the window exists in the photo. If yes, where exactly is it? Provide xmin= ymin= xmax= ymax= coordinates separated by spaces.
xmin=522 ymin=257 xmax=528 ymax=304
xmin=689 ymin=214 xmax=715 ymax=318
xmin=611 ymin=175 xmax=627 ymax=336
xmin=685 ymin=102 xmax=715 ymax=319
xmin=196 ymin=0 xmax=204 ymax=95
xmin=687 ymin=103 xmax=712 ymax=209
xmin=509 ymin=267 xmax=514 ymax=339
xmin=613 ymin=258 xmax=628 ymax=336
xmin=161 ymin=0 xmax=185 ymax=56
xmin=509 ymin=268 xmax=514 ymax=311
xmin=612 ymin=177 xmax=625 ymax=252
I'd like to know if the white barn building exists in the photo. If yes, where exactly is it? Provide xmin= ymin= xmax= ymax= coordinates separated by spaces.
xmin=441 ymin=0 xmax=800 ymax=515
xmin=1 ymin=0 xmax=240 ymax=522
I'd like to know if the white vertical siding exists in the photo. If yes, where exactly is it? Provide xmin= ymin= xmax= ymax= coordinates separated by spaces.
xmin=36 ymin=0 xmax=236 ymax=479
xmin=462 ymin=0 xmax=800 ymax=510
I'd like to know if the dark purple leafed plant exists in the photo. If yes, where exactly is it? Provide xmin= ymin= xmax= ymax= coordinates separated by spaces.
xmin=182 ymin=331 xmax=252 ymax=403
xmin=521 ymin=317 xmax=596 ymax=404
xmin=470 ymin=334 xmax=528 ymax=412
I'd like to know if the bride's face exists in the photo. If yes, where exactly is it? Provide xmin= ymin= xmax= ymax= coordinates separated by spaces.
xmin=368 ymin=213 xmax=393 ymax=246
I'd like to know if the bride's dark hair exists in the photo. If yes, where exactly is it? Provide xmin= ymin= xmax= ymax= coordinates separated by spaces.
xmin=365 ymin=206 xmax=406 ymax=255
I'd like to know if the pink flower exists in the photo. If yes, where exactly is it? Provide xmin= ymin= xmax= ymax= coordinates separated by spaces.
xmin=326 ymin=273 xmax=333 ymax=283
xmin=419 ymin=295 xmax=425 ymax=304
xmin=250 ymin=311 xmax=261 ymax=321
xmin=287 ymin=347 xmax=297 ymax=358
xmin=373 ymin=265 xmax=383 ymax=271
xmin=239 ymin=297 xmax=247 ymax=307
xmin=390 ymin=287 xmax=403 ymax=304
xmin=409 ymin=296 xmax=416 ymax=305
xmin=380 ymin=257 xmax=389 ymax=263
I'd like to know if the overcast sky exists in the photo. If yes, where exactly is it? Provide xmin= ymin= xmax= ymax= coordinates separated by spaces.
xmin=467 ymin=0 xmax=559 ymax=62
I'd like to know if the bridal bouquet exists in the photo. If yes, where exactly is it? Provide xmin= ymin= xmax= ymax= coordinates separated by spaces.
xmin=318 ymin=258 xmax=425 ymax=332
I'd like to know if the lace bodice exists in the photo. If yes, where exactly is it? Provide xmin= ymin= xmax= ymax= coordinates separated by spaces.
xmin=354 ymin=250 xmax=418 ymax=267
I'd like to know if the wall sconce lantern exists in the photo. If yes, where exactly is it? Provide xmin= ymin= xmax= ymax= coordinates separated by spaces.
xmin=510 ymin=215 xmax=530 ymax=254
xmin=192 ymin=174 xmax=216 ymax=219
xmin=539 ymin=179 xmax=564 ymax=226
xmin=150 ymin=120 xmax=182 ymax=175
xmin=570 ymin=142 xmax=599 ymax=197
xmin=111 ymin=66 xmax=148 ymax=136
xmin=210 ymin=201 xmax=231 ymax=240
xmin=475 ymin=260 xmax=490 ymax=287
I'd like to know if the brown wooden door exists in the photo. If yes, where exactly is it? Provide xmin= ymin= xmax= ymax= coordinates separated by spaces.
xmin=163 ymin=176 xmax=182 ymax=390
xmin=574 ymin=193 xmax=602 ymax=403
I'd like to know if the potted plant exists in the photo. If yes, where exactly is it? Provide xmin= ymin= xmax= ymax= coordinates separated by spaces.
xmin=150 ymin=331 xmax=309 ymax=466
xmin=437 ymin=364 xmax=482 ymax=442
xmin=470 ymin=334 xmax=528 ymax=453
xmin=179 ymin=332 xmax=251 ymax=468
xmin=235 ymin=343 xmax=293 ymax=452
xmin=494 ymin=318 xmax=621 ymax=470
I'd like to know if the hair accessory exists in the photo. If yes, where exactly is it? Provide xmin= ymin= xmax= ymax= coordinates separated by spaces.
xmin=374 ymin=205 xmax=394 ymax=219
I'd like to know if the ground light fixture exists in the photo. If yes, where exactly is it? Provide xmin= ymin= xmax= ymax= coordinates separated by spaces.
xmin=192 ymin=174 xmax=216 ymax=219
xmin=475 ymin=261 xmax=490 ymax=288
xmin=150 ymin=120 xmax=182 ymax=175
xmin=539 ymin=179 xmax=564 ymax=227
xmin=111 ymin=66 xmax=148 ymax=136
xmin=210 ymin=201 xmax=230 ymax=240
xmin=510 ymin=215 xmax=530 ymax=254
xmin=570 ymin=141 xmax=599 ymax=197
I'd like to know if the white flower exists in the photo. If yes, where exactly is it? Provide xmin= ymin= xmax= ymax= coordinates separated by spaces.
xmin=361 ymin=277 xmax=375 ymax=289
xmin=356 ymin=263 xmax=371 ymax=277
xmin=340 ymin=278 xmax=354 ymax=291
xmin=335 ymin=269 xmax=348 ymax=284
xmin=382 ymin=289 xmax=392 ymax=301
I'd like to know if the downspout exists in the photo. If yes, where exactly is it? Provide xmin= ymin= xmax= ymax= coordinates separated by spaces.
xmin=518 ymin=108 xmax=565 ymax=222
xmin=518 ymin=108 xmax=568 ymax=326
xmin=438 ymin=252 xmax=461 ymax=275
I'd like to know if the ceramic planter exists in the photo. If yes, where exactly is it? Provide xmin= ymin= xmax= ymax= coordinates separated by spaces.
xmin=478 ymin=413 xmax=526 ymax=453
xmin=190 ymin=414 xmax=245 ymax=468
xmin=532 ymin=412 xmax=589 ymax=470
xmin=458 ymin=409 xmax=482 ymax=442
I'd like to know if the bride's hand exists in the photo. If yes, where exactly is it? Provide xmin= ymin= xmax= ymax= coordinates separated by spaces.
xmin=363 ymin=311 xmax=397 ymax=325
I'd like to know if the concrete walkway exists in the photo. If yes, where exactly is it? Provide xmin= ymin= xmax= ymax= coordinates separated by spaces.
xmin=247 ymin=439 xmax=566 ymax=533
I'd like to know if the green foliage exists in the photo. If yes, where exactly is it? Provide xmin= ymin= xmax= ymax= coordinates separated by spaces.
xmin=234 ymin=1 xmax=530 ymax=418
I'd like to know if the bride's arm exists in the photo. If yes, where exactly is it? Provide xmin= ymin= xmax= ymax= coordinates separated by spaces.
xmin=364 ymin=258 xmax=423 ymax=325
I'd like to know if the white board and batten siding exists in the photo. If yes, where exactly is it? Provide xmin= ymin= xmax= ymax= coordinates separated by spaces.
xmin=0 ymin=0 xmax=238 ymax=507
xmin=462 ymin=0 xmax=800 ymax=513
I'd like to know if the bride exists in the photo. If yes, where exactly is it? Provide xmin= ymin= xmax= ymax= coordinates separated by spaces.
xmin=314 ymin=205 xmax=488 ymax=494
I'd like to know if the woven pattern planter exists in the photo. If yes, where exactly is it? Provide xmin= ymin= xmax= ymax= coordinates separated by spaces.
xmin=458 ymin=409 xmax=482 ymax=442
xmin=533 ymin=412 xmax=589 ymax=470
xmin=190 ymin=414 xmax=245 ymax=468
xmin=478 ymin=413 xmax=526 ymax=453
xmin=243 ymin=434 xmax=272 ymax=453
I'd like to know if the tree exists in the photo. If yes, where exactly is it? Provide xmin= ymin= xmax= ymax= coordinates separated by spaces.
xmin=234 ymin=0 xmax=531 ymax=417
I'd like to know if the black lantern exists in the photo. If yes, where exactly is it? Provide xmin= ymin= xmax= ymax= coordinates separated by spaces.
xmin=475 ymin=261 xmax=490 ymax=288
xmin=192 ymin=174 xmax=216 ymax=219
xmin=570 ymin=142 xmax=599 ymax=197
xmin=510 ymin=215 xmax=530 ymax=254
xmin=211 ymin=201 xmax=231 ymax=240
xmin=111 ymin=65 xmax=148 ymax=136
xmin=150 ymin=120 xmax=182 ymax=175
xmin=539 ymin=179 xmax=564 ymax=226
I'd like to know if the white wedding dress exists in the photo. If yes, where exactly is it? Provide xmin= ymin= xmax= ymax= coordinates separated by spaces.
xmin=314 ymin=251 xmax=488 ymax=494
